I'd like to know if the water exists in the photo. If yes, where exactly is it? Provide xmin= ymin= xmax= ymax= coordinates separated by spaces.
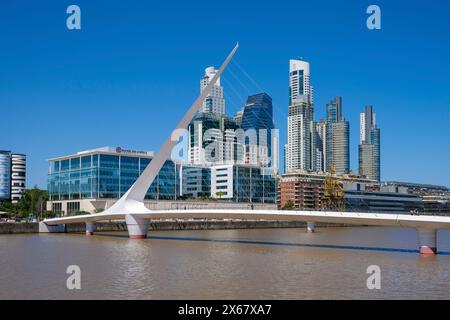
xmin=1 ymin=227 xmax=450 ymax=299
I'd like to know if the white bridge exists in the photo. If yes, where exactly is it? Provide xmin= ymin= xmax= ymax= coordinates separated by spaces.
xmin=43 ymin=44 xmax=450 ymax=255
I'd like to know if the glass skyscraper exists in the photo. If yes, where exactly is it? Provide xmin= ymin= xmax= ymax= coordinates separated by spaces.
xmin=240 ymin=92 xmax=276 ymax=168
xmin=359 ymin=105 xmax=381 ymax=181
xmin=325 ymin=96 xmax=350 ymax=174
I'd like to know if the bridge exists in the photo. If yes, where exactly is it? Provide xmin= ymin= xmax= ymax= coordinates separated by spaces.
xmin=43 ymin=43 xmax=449 ymax=255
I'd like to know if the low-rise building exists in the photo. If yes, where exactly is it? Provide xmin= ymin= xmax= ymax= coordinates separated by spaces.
xmin=47 ymin=147 xmax=180 ymax=215
xmin=210 ymin=164 xmax=277 ymax=203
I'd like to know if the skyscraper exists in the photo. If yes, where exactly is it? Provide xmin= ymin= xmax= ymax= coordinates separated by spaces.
xmin=286 ymin=59 xmax=315 ymax=173
xmin=241 ymin=93 xmax=276 ymax=169
xmin=200 ymin=66 xmax=226 ymax=115
xmin=325 ymin=97 xmax=350 ymax=174
xmin=359 ymin=105 xmax=380 ymax=181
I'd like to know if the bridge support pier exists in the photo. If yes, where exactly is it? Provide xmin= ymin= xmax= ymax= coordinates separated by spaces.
xmin=85 ymin=222 xmax=95 ymax=236
xmin=307 ymin=222 xmax=316 ymax=233
xmin=417 ymin=228 xmax=437 ymax=255
xmin=125 ymin=214 xmax=149 ymax=239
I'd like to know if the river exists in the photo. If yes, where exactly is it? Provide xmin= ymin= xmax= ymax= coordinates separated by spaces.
xmin=1 ymin=227 xmax=450 ymax=299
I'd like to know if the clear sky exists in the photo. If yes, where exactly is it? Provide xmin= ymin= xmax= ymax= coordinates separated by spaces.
xmin=0 ymin=0 xmax=449 ymax=188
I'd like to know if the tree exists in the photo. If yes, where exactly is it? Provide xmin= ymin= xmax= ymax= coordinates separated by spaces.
xmin=216 ymin=191 xmax=225 ymax=199
xmin=282 ymin=199 xmax=295 ymax=210
xmin=0 ymin=187 xmax=49 ymax=220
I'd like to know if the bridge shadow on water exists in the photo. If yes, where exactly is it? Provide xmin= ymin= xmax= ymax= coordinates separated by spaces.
xmin=93 ymin=233 xmax=450 ymax=255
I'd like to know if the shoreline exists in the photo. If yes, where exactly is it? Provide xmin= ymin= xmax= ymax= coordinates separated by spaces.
xmin=0 ymin=220 xmax=369 ymax=234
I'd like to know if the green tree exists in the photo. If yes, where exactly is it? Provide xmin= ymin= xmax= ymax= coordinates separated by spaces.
xmin=282 ymin=199 xmax=295 ymax=210
xmin=0 ymin=187 xmax=49 ymax=220
xmin=215 ymin=191 xmax=225 ymax=199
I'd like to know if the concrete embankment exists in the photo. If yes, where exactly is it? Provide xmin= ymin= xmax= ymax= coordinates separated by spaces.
xmin=0 ymin=220 xmax=366 ymax=234
xmin=0 ymin=222 xmax=39 ymax=234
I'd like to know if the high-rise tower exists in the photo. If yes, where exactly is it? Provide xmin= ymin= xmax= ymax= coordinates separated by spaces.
xmin=286 ymin=59 xmax=315 ymax=173
xmin=325 ymin=97 xmax=350 ymax=174
xmin=359 ymin=105 xmax=380 ymax=181
xmin=200 ymin=66 xmax=226 ymax=115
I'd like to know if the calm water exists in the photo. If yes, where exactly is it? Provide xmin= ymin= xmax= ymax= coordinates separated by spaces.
xmin=1 ymin=227 xmax=450 ymax=299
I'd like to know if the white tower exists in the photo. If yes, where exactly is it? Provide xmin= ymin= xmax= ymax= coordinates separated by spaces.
xmin=200 ymin=66 xmax=226 ymax=115
xmin=286 ymin=59 xmax=315 ymax=173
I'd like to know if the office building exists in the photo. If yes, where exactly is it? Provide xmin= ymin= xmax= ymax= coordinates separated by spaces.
xmin=210 ymin=164 xmax=277 ymax=203
xmin=180 ymin=165 xmax=211 ymax=199
xmin=47 ymin=147 xmax=180 ymax=214
xmin=188 ymin=112 xmax=242 ymax=165
xmin=240 ymin=93 xmax=278 ymax=172
xmin=344 ymin=183 xmax=423 ymax=213
xmin=325 ymin=96 xmax=349 ymax=174
xmin=359 ymin=105 xmax=380 ymax=181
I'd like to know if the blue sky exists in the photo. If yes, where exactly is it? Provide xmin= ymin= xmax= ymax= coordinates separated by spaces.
xmin=0 ymin=0 xmax=449 ymax=188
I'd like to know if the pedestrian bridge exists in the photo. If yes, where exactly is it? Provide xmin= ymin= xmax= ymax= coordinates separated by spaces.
xmin=42 ymin=209 xmax=450 ymax=255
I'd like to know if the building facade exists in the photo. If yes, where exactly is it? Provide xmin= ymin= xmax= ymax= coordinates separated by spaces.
xmin=286 ymin=59 xmax=315 ymax=173
xmin=188 ymin=112 xmax=242 ymax=165
xmin=180 ymin=165 xmax=211 ymax=199
xmin=359 ymin=105 xmax=380 ymax=181
xmin=278 ymin=173 xmax=324 ymax=210
xmin=240 ymin=92 xmax=278 ymax=172
xmin=0 ymin=150 xmax=26 ymax=203
xmin=324 ymin=97 xmax=350 ymax=174
xmin=210 ymin=164 xmax=277 ymax=203
xmin=0 ymin=151 xmax=11 ymax=201
xmin=47 ymin=147 xmax=179 ymax=214
xmin=200 ymin=66 xmax=225 ymax=115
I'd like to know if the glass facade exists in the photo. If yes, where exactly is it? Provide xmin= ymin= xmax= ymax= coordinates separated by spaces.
xmin=232 ymin=166 xmax=277 ymax=203
xmin=48 ymin=153 xmax=179 ymax=201
xmin=241 ymin=93 xmax=275 ymax=163
xmin=181 ymin=166 xmax=211 ymax=198
xmin=0 ymin=151 xmax=11 ymax=201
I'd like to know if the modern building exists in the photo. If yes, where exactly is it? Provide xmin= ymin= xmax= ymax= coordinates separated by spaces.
xmin=381 ymin=181 xmax=450 ymax=214
xmin=47 ymin=147 xmax=180 ymax=214
xmin=286 ymin=59 xmax=315 ymax=173
xmin=359 ymin=105 xmax=380 ymax=181
xmin=314 ymin=120 xmax=327 ymax=172
xmin=0 ymin=151 xmax=11 ymax=201
xmin=240 ymin=93 xmax=278 ymax=172
xmin=180 ymin=165 xmax=211 ymax=199
xmin=0 ymin=150 xmax=26 ymax=203
xmin=344 ymin=183 xmax=423 ymax=213
xmin=188 ymin=112 xmax=242 ymax=165
xmin=10 ymin=154 xmax=26 ymax=203
xmin=286 ymin=96 xmax=314 ymax=173
xmin=324 ymin=97 xmax=349 ymax=174
xmin=200 ymin=66 xmax=225 ymax=115
xmin=288 ymin=59 xmax=313 ymax=105
xmin=210 ymin=164 xmax=277 ymax=203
